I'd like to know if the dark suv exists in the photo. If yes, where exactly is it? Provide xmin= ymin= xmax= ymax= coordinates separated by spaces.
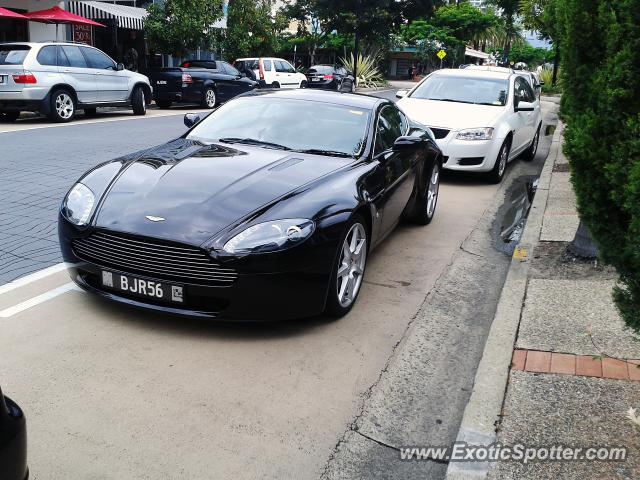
xmin=306 ymin=65 xmax=355 ymax=92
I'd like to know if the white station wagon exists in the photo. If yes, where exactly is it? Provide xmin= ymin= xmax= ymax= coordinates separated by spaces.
xmin=396 ymin=68 xmax=542 ymax=183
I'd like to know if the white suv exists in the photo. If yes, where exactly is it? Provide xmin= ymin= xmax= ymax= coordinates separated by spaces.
xmin=0 ymin=42 xmax=152 ymax=123
xmin=396 ymin=68 xmax=542 ymax=183
xmin=234 ymin=57 xmax=307 ymax=89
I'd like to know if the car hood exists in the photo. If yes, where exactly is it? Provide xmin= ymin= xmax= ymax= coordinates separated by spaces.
xmin=397 ymin=98 xmax=505 ymax=130
xmin=95 ymin=141 xmax=348 ymax=246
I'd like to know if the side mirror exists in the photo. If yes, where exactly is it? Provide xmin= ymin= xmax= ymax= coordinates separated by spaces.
xmin=116 ymin=63 xmax=125 ymax=71
xmin=393 ymin=135 xmax=423 ymax=152
xmin=539 ymin=80 xmax=545 ymax=85
xmin=515 ymin=101 xmax=535 ymax=112
xmin=184 ymin=113 xmax=201 ymax=128
xmin=396 ymin=89 xmax=408 ymax=99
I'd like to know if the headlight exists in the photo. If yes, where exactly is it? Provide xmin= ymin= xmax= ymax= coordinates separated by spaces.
xmin=62 ymin=183 xmax=95 ymax=226
xmin=456 ymin=127 xmax=494 ymax=141
xmin=223 ymin=219 xmax=315 ymax=254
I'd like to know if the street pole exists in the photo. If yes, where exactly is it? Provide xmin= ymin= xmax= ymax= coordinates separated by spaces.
xmin=353 ymin=0 xmax=362 ymax=87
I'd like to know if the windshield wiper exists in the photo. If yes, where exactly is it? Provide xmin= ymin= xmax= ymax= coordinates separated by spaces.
xmin=218 ymin=137 xmax=291 ymax=150
xmin=429 ymin=98 xmax=474 ymax=104
xmin=295 ymin=148 xmax=355 ymax=158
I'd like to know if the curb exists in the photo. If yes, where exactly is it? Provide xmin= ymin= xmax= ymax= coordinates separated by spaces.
xmin=445 ymin=121 xmax=565 ymax=479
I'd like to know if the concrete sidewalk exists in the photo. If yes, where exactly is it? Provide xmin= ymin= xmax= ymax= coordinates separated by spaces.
xmin=448 ymin=119 xmax=640 ymax=479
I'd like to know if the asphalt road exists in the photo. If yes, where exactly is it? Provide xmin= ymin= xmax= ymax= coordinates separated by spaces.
xmin=0 ymin=95 xmax=558 ymax=479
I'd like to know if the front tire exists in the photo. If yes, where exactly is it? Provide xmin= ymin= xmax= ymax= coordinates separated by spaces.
xmin=132 ymin=87 xmax=146 ymax=115
xmin=300 ymin=80 xmax=308 ymax=89
xmin=408 ymin=161 xmax=440 ymax=225
xmin=48 ymin=89 xmax=75 ymax=123
xmin=0 ymin=111 xmax=20 ymax=122
xmin=487 ymin=139 xmax=510 ymax=184
xmin=522 ymin=124 xmax=541 ymax=161
xmin=201 ymin=87 xmax=216 ymax=108
xmin=325 ymin=215 xmax=368 ymax=318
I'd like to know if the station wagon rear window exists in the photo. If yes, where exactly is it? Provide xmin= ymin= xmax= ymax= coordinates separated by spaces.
xmin=0 ymin=45 xmax=30 ymax=65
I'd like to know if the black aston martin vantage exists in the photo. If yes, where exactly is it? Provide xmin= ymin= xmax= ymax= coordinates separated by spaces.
xmin=58 ymin=89 xmax=442 ymax=320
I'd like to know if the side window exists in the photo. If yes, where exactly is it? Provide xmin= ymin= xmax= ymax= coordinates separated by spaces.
xmin=375 ymin=106 xmax=404 ymax=154
xmin=262 ymin=59 xmax=272 ymax=71
xmin=36 ymin=46 xmax=57 ymax=66
xmin=275 ymin=60 xmax=286 ymax=73
xmin=398 ymin=109 xmax=409 ymax=135
xmin=283 ymin=61 xmax=295 ymax=73
xmin=60 ymin=46 xmax=87 ymax=68
xmin=514 ymin=77 xmax=534 ymax=103
xmin=222 ymin=62 xmax=240 ymax=76
xmin=82 ymin=47 xmax=115 ymax=70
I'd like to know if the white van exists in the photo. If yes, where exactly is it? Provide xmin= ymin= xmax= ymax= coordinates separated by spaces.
xmin=234 ymin=57 xmax=307 ymax=89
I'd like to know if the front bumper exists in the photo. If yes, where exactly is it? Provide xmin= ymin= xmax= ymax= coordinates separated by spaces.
xmin=434 ymin=133 xmax=504 ymax=173
xmin=59 ymin=223 xmax=336 ymax=321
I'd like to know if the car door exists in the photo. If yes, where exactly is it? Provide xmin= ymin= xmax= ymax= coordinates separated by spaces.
xmin=375 ymin=105 xmax=416 ymax=234
xmin=275 ymin=60 xmax=298 ymax=88
xmin=511 ymin=76 xmax=535 ymax=155
xmin=81 ymin=46 xmax=128 ymax=103
xmin=220 ymin=62 xmax=247 ymax=98
xmin=58 ymin=45 xmax=97 ymax=104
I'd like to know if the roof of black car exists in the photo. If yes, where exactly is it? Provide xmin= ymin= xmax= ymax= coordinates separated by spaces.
xmin=243 ymin=89 xmax=383 ymax=110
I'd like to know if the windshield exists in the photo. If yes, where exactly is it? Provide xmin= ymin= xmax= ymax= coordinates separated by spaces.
xmin=187 ymin=97 xmax=370 ymax=157
xmin=410 ymin=74 xmax=509 ymax=106
xmin=0 ymin=45 xmax=30 ymax=65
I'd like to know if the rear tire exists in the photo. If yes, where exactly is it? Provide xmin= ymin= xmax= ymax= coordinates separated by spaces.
xmin=271 ymin=82 xmax=280 ymax=89
xmin=156 ymin=100 xmax=172 ymax=109
xmin=487 ymin=139 xmax=510 ymax=184
xmin=48 ymin=88 xmax=75 ymax=123
xmin=0 ymin=111 xmax=20 ymax=122
xmin=201 ymin=87 xmax=216 ymax=108
xmin=522 ymin=124 xmax=541 ymax=161
xmin=325 ymin=215 xmax=369 ymax=318
xmin=132 ymin=87 xmax=146 ymax=115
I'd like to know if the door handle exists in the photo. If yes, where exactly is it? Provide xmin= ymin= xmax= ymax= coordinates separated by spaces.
xmin=62 ymin=69 xmax=71 ymax=73
xmin=95 ymin=72 xmax=102 ymax=75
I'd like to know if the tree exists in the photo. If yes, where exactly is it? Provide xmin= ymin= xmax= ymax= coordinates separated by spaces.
xmin=557 ymin=0 xmax=640 ymax=330
xmin=504 ymin=42 xmax=551 ymax=66
xmin=486 ymin=0 xmax=522 ymax=60
xmin=223 ymin=0 xmax=287 ymax=61
xmin=520 ymin=0 xmax=561 ymax=83
xmin=145 ymin=0 xmax=224 ymax=56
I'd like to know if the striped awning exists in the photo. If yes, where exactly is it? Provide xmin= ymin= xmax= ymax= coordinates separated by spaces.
xmin=68 ymin=2 xmax=147 ymax=30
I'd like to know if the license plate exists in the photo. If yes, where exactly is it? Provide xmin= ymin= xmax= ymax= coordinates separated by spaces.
xmin=311 ymin=77 xmax=320 ymax=81
xmin=156 ymin=80 xmax=167 ymax=85
xmin=101 ymin=270 xmax=184 ymax=304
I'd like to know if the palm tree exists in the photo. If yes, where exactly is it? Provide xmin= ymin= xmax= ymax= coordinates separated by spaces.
xmin=487 ymin=0 xmax=522 ymax=59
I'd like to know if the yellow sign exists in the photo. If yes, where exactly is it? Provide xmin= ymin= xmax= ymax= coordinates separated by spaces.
xmin=437 ymin=50 xmax=447 ymax=60
xmin=513 ymin=246 xmax=527 ymax=261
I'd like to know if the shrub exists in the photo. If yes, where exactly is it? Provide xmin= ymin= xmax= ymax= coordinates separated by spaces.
xmin=340 ymin=53 xmax=386 ymax=89
xmin=557 ymin=0 xmax=640 ymax=330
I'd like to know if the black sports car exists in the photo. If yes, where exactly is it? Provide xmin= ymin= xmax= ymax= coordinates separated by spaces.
xmin=306 ymin=65 xmax=355 ymax=92
xmin=0 ymin=385 xmax=28 ymax=480
xmin=59 ymin=90 xmax=442 ymax=320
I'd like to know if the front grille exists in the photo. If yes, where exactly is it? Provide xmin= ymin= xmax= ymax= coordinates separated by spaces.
xmin=72 ymin=231 xmax=237 ymax=286
xmin=429 ymin=127 xmax=451 ymax=139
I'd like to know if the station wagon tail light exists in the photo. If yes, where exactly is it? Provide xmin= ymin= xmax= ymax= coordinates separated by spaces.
xmin=323 ymin=74 xmax=334 ymax=80
xmin=12 ymin=71 xmax=37 ymax=84
xmin=181 ymin=73 xmax=193 ymax=84
xmin=258 ymin=59 xmax=265 ymax=80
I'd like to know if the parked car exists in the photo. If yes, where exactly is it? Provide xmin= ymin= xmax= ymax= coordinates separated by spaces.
xmin=59 ymin=89 xmax=442 ymax=320
xmin=151 ymin=60 xmax=258 ymax=109
xmin=306 ymin=65 xmax=355 ymax=92
xmin=396 ymin=68 xmax=542 ymax=183
xmin=523 ymin=71 xmax=543 ymax=98
xmin=234 ymin=57 xmax=308 ymax=89
xmin=0 ymin=385 xmax=28 ymax=480
xmin=0 ymin=42 xmax=151 ymax=123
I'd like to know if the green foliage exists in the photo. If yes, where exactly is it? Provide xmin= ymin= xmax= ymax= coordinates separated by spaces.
xmin=556 ymin=0 xmax=640 ymax=330
xmin=223 ymin=0 xmax=287 ymax=61
xmin=486 ymin=0 xmax=522 ymax=56
xmin=507 ymin=43 xmax=552 ymax=66
xmin=145 ymin=0 xmax=224 ymax=56
xmin=401 ymin=3 xmax=496 ymax=66
xmin=340 ymin=52 xmax=385 ymax=88
xmin=539 ymin=67 xmax=561 ymax=93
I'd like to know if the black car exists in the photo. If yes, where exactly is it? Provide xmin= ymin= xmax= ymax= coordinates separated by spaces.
xmin=58 ymin=90 xmax=442 ymax=320
xmin=151 ymin=60 xmax=258 ymax=109
xmin=0 ymin=386 xmax=28 ymax=480
xmin=306 ymin=65 xmax=355 ymax=92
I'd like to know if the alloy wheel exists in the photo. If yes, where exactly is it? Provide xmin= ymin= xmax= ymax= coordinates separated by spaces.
xmin=336 ymin=223 xmax=367 ymax=308
xmin=205 ymin=89 xmax=216 ymax=108
xmin=427 ymin=163 xmax=440 ymax=218
xmin=498 ymin=144 xmax=508 ymax=177
xmin=531 ymin=129 xmax=539 ymax=157
xmin=55 ymin=93 xmax=74 ymax=120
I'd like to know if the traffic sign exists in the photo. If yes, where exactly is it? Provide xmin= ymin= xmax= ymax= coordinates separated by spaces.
xmin=437 ymin=50 xmax=446 ymax=60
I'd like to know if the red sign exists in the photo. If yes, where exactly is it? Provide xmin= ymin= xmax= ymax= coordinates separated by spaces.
xmin=73 ymin=24 xmax=92 ymax=45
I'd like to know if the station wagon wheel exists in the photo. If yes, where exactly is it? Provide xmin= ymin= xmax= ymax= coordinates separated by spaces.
xmin=201 ymin=88 xmax=216 ymax=108
xmin=488 ymin=139 xmax=510 ymax=184
xmin=48 ymin=89 xmax=75 ymax=123
xmin=325 ymin=215 xmax=368 ymax=318
xmin=300 ymin=80 xmax=308 ymax=89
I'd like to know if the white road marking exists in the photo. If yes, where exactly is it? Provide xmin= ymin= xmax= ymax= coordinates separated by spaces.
xmin=0 ymin=263 xmax=68 ymax=296
xmin=0 ymin=282 xmax=80 ymax=318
